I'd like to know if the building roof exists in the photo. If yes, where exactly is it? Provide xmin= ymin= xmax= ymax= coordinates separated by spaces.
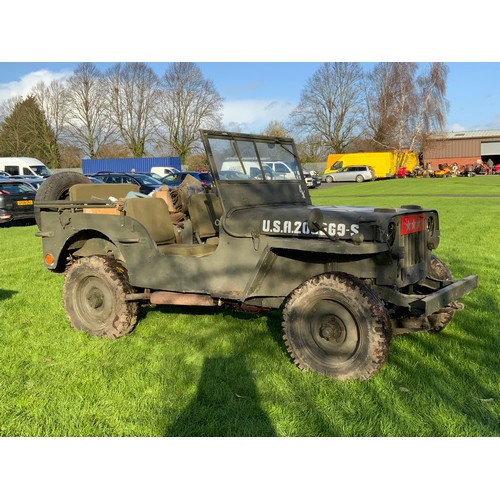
xmin=430 ymin=130 xmax=500 ymax=140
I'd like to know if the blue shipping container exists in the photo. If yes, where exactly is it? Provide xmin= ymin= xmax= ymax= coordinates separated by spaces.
xmin=82 ymin=157 xmax=182 ymax=175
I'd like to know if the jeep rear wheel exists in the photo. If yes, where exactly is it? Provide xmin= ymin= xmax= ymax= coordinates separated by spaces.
xmin=63 ymin=256 xmax=138 ymax=339
xmin=282 ymin=272 xmax=391 ymax=380
xmin=35 ymin=171 xmax=91 ymax=229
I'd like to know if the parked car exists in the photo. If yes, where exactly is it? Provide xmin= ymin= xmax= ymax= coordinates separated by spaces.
xmin=303 ymin=172 xmax=317 ymax=188
xmin=86 ymin=175 xmax=105 ymax=184
xmin=144 ymin=172 xmax=164 ymax=182
xmin=151 ymin=166 xmax=182 ymax=177
xmin=91 ymin=172 xmax=163 ymax=194
xmin=0 ymin=179 xmax=36 ymax=224
xmin=310 ymin=171 xmax=321 ymax=185
xmin=10 ymin=175 xmax=45 ymax=190
xmin=161 ymin=171 xmax=213 ymax=190
xmin=0 ymin=157 xmax=52 ymax=177
xmin=263 ymin=161 xmax=299 ymax=180
xmin=322 ymin=165 xmax=376 ymax=183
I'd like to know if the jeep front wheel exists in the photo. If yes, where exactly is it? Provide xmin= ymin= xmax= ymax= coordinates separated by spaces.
xmin=282 ymin=272 xmax=391 ymax=380
xmin=63 ymin=256 xmax=138 ymax=339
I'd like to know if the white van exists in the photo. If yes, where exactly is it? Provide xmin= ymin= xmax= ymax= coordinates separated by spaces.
xmin=263 ymin=161 xmax=299 ymax=180
xmin=150 ymin=166 xmax=181 ymax=177
xmin=0 ymin=157 xmax=52 ymax=177
xmin=220 ymin=160 xmax=299 ymax=181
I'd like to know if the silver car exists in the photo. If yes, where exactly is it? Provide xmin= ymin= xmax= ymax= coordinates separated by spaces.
xmin=322 ymin=165 xmax=376 ymax=183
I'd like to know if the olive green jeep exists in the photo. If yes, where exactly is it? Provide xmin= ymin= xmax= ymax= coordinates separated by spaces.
xmin=35 ymin=130 xmax=477 ymax=380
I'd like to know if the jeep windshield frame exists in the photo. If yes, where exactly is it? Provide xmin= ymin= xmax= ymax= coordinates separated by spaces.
xmin=200 ymin=130 xmax=311 ymax=210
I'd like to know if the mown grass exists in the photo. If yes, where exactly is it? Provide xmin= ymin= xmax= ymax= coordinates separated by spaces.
xmin=0 ymin=176 xmax=498 ymax=437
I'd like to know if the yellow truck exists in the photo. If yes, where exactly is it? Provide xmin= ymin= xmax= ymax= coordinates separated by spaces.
xmin=324 ymin=151 xmax=419 ymax=179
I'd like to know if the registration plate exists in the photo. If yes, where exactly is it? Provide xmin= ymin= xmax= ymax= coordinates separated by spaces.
xmin=17 ymin=200 xmax=33 ymax=206
xmin=400 ymin=214 xmax=425 ymax=235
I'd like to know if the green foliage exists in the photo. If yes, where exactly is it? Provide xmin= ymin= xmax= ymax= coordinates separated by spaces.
xmin=0 ymin=177 xmax=498 ymax=437
xmin=0 ymin=95 xmax=60 ymax=167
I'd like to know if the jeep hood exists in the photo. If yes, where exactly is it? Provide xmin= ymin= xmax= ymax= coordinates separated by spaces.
xmin=222 ymin=204 xmax=435 ymax=243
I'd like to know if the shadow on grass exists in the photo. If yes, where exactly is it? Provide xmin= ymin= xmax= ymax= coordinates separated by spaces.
xmin=166 ymin=355 xmax=276 ymax=436
xmin=0 ymin=218 xmax=36 ymax=228
xmin=141 ymin=267 xmax=498 ymax=437
xmin=0 ymin=289 xmax=17 ymax=301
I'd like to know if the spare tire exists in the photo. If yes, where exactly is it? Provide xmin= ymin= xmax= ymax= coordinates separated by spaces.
xmin=35 ymin=171 xmax=91 ymax=229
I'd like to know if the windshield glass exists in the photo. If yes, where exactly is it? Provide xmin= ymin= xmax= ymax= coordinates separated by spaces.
xmin=162 ymin=173 xmax=182 ymax=184
xmin=0 ymin=182 xmax=36 ymax=194
xmin=132 ymin=174 xmax=162 ymax=186
xmin=208 ymin=136 xmax=301 ymax=182
xmin=31 ymin=165 xmax=52 ymax=176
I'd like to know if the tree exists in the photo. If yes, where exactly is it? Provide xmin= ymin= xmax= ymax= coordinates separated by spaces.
xmin=296 ymin=133 xmax=330 ymax=164
xmin=363 ymin=62 xmax=448 ymax=168
xmin=156 ymin=62 xmax=223 ymax=162
xmin=407 ymin=62 xmax=449 ymax=156
xmin=65 ymin=62 xmax=117 ymax=159
xmin=291 ymin=62 xmax=364 ymax=153
xmin=0 ymin=95 xmax=59 ymax=167
xmin=363 ymin=62 xmax=403 ymax=150
xmin=105 ymin=62 xmax=160 ymax=157
xmin=32 ymin=79 xmax=69 ymax=144
xmin=261 ymin=120 xmax=291 ymax=138
xmin=0 ymin=96 xmax=23 ymax=123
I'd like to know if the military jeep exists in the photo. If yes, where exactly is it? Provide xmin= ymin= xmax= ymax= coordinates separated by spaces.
xmin=35 ymin=130 xmax=477 ymax=380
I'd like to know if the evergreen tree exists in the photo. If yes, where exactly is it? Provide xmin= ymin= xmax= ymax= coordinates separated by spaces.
xmin=0 ymin=95 xmax=60 ymax=167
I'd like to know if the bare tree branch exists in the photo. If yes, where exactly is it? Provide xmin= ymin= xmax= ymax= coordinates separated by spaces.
xmin=105 ymin=62 xmax=160 ymax=157
xmin=155 ymin=62 xmax=223 ymax=161
xmin=291 ymin=62 xmax=364 ymax=153
xmin=65 ymin=63 xmax=117 ymax=159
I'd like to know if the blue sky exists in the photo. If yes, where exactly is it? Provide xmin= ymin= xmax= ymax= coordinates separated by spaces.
xmin=1 ymin=61 xmax=499 ymax=134
xmin=2 ymin=3 xmax=499 ymax=135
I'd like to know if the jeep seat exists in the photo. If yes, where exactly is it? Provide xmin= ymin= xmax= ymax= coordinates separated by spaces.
xmin=188 ymin=192 xmax=223 ymax=243
xmin=124 ymin=197 xmax=177 ymax=246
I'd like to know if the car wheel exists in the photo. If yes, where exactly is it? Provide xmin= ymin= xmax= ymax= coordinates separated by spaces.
xmin=35 ymin=171 xmax=91 ymax=229
xmin=282 ymin=272 xmax=392 ymax=380
xmin=64 ymin=255 xmax=138 ymax=339
xmin=355 ymin=175 xmax=364 ymax=183
xmin=325 ymin=176 xmax=333 ymax=183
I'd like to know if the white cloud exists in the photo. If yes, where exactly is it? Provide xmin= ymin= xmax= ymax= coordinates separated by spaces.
xmin=0 ymin=69 xmax=73 ymax=103
xmin=222 ymin=99 xmax=296 ymax=133
xmin=447 ymin=123 xmax=466 ymax=132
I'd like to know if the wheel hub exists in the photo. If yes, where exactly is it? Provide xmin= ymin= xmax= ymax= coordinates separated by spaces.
xmin=87 ymin=287 xmax=105 ymax=309
xmin=319 ymin=317 xmax=346 ymax=343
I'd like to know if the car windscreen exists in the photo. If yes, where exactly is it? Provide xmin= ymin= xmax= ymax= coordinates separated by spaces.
xmin=0 ymin=183 xmax=36 ymax=194
xmin=31 ymin=165 xmax=52 ymax=176
xmin=132 ymin=174 xmax=162 ymax=186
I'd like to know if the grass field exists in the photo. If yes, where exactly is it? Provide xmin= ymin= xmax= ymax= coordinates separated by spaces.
xmin=0 ymin=176 xmax=498 ymax=437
